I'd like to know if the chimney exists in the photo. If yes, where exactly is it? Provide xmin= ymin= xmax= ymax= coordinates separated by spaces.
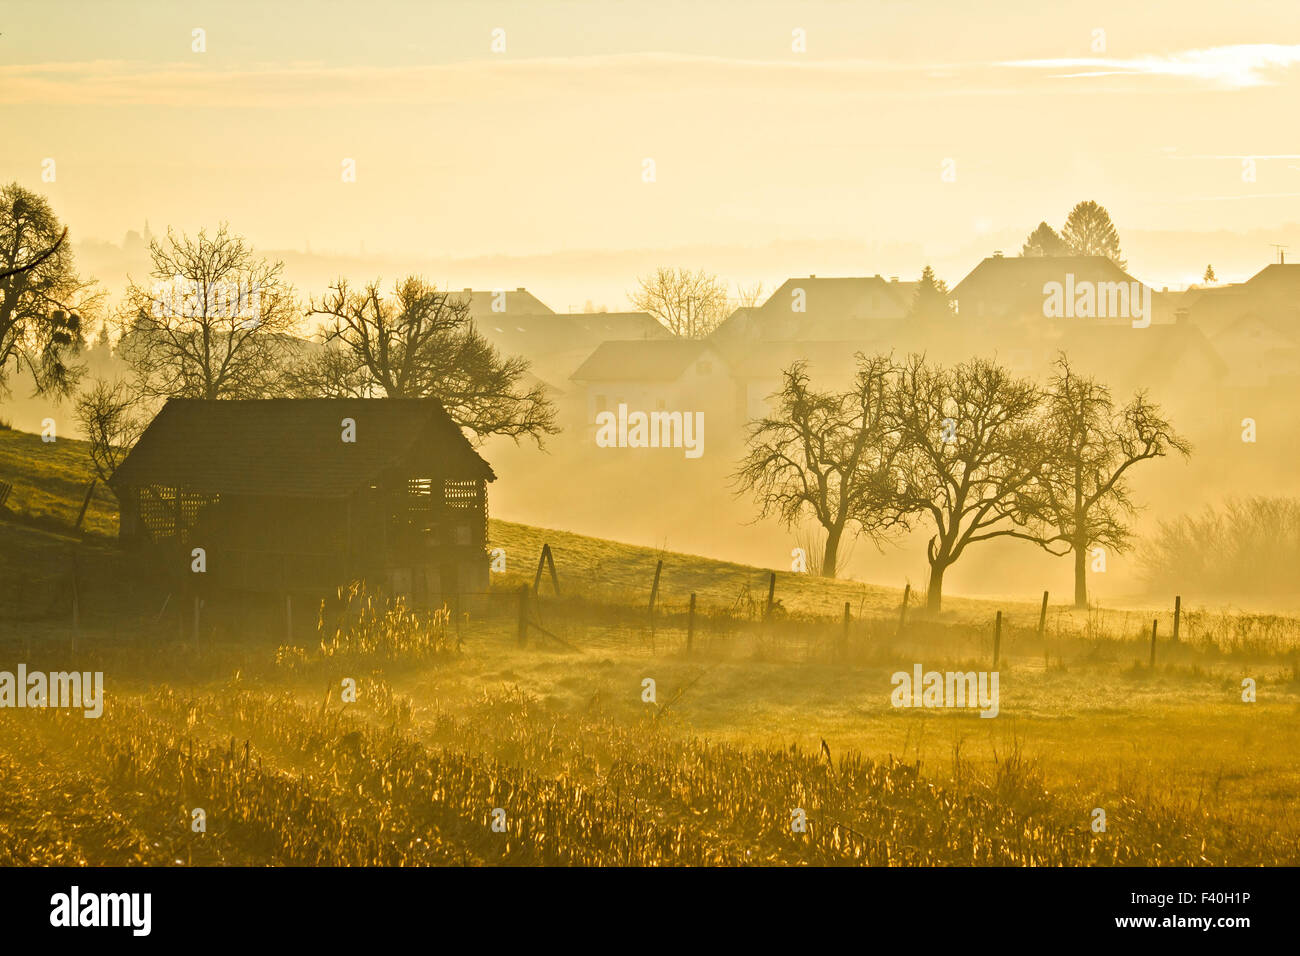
xmin=889 ymin=276 xmax=899 ymax=283
xmin=992 ymin=251 xmax=1004 ymax=258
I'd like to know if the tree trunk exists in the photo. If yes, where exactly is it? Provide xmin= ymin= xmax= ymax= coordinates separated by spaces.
xmin=926 ymin=560 xmax=947 ymax=613
xmin=1073 ymin=543 xmax=1088 ymax=609
xmin=821 ymin=524 xmax=843 ymax=578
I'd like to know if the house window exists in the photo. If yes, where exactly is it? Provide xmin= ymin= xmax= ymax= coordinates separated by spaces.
xmin=696 ymin=360 xmax=712 ymax=375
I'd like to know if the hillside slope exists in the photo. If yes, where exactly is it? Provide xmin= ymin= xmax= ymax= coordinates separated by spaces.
xmin=0 ymin=425 xmax=1122 ymax=629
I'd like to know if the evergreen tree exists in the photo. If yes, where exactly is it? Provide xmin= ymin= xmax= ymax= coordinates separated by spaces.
xmin=1061 ymin=200 xmax=1126 ymax=268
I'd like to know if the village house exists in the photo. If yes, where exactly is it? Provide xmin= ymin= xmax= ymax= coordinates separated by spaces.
xmin=1170 ymin=264 xmax=1300 ymax=388
xmin=568 ymin=339 xmax=734 ymax=441
xmin=950 ymin=254 xmax=1163 ymax=327
xmin=445 ymin=286 xmax=555 ymax=318
xmin=109 ymin=398 xmax=495 ymax=606
xmin=709 ymin=274 xmax=916 ymax=350
xmin=475 ymin=310 xmax=671 ymax=389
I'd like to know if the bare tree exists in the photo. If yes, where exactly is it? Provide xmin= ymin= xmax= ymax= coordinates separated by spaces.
xmin=281 ymin=339 xmax=371 ymax=399
xmin=304 ymin=276 xmax=557 ymax=446
xmin=117 ymin=224 xmax=299 ymax=400
xmin=0 ymin=184 xmax=101 ymax=398
xmin=631 ymin=267 xmax=730 ymax=338
xmin=734 ymin=354 xmax=906 ymax=578
xmin=74 ymin=378 xmax=147 ymax=483
xmin=1024 ymin=354 xmax=1191 ymax=607
xmin=892 ymin=354 xmax=1053 ymax=612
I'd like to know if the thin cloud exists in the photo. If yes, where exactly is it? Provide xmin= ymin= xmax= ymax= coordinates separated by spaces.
xmin=0 ymin=53 xmax=1054 ymax=109
xmin=1002 ymin=43 xmax=1300 ymax=88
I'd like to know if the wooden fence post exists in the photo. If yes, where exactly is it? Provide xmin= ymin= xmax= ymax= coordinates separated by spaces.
xmin=842 ymin=601 xmax=851 ymax=658
xmin=765 ymin=572 xmax=776 ymax=620
xmin=898 ymin=584 xmax=910 ymax=636
xmin=1150 ymin=619 xmax=1158 ymax=667
xmin=1173 ymin=595 xmax=1181 ymax=643
xmin=648 ymin=559 xmax=663 ymax=636
xmin=1038 ymin=591 xmax=1049 ymax=668
xmin=73 ymin=478 xmax=96 ymax=532
xmin=534 ymin=543 xmax=560 ymax=596
xmin=687 ymin=593 xmax=696 ymax=653
xmin=517 ymin=584 xmax=529 ymax=647
xmin=993 ymin=610 xmax=1002 ymax=667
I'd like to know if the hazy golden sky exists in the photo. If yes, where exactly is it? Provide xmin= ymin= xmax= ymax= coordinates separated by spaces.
xmin=5 ymin=0 xmax=1300 ymax=299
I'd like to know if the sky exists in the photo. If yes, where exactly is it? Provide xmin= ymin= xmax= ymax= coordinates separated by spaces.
xmin=4 ymin=0 xmax=1300 ymax=305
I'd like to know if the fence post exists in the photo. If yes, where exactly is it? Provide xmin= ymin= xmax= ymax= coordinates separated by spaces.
xmin=898 ymin=584 xmax=910 ymax=636
xmin=648 ymin=559 xmax=663 ymax=622
xmin=1173 ymin=595 xmax=1181 ymax=643
xmin=993 ymin=610 xmax=1002 ymax=667
xmin=534 ymin=543 xmax=561 ymax=596
xmin=687 ymin=593 xmax=696 ymax=654
xmin=765 ymin=572 xmax=776 ymax=620
xmin=73 ymin=479 xmax=96 ymax=532
xmin=517 ymin=584 xmax=529 ymax=647
xmin=842 ymin=601 xmax=851 ymax=658
xmin=1037 ymin=591 xmax=1049 ymax=638
xmin=1150 ymin=619 xmax=1158 ymax=667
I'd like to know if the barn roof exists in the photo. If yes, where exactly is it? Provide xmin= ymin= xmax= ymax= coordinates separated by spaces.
xmin=110 ymin=398 xmax=495 ymax=498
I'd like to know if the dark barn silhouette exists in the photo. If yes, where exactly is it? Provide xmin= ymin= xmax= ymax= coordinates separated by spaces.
xmin=109 ymin=398 xmax=495 ymax=605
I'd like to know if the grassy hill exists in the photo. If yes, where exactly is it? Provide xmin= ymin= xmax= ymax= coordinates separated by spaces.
xmin=0 ymin=424 xmax=1286 ymax=643
xmin=0 ymin=424 xmax=1025 ymax=626
xmin=1 ymin=425 xmax=1299 ymax=865
xmin=0 ymin=423 xmax=119 ymax=538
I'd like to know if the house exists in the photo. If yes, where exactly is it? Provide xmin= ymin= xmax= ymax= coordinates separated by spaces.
xmin=476 ymin=311 xmax=671 ymax=386
xmin=1169 ymin=264 xmax=1300 ymax=387
xmin=445 ymin=287 xmax=554 ymax=317
xmin=725 ymin=340 xmax=888 ymax=423
xmin=569 ymin=339 xmax=732 ymax=433
xmin=1174 ymin=264 xmax=1300 ymax=333
xmin=950 ymin=255 xmax=1165 ymax=326
xmin=1207 ymin=311 xmax=1300 ymax=387
xmin=109 ymin=398 xmax=495 ymax=604
xmin=710 ymin=275 xmax=915 ymax=350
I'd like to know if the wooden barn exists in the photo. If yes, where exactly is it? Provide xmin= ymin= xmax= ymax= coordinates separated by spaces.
xmin=109 ymin=398 xmax=495 ymax=605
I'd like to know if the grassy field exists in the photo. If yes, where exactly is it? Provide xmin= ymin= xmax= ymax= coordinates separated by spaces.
xmin=1 ymin=425 xmax=1297 ymax=865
